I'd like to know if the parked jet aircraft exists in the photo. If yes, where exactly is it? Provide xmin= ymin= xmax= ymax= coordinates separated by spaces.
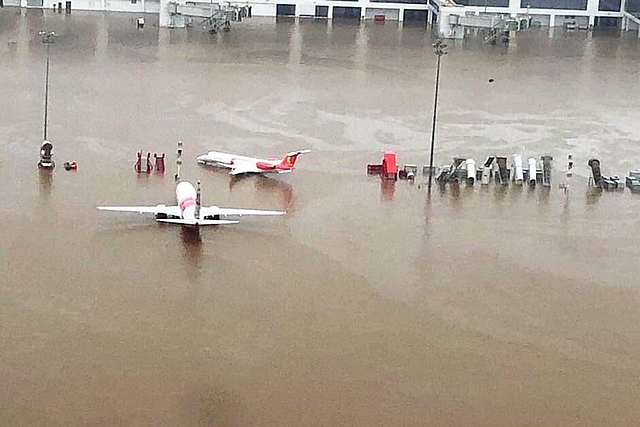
xmin=197 ymin=149 xmax=311 ymax=176
xmin=97 ymin=181 xmax=284 ymax=227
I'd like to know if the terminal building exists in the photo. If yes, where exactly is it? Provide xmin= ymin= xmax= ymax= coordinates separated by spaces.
xmin=4 ymin=0 xmax=640 ymax=37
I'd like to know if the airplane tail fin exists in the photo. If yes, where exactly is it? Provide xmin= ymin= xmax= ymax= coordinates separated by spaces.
xmin=195 ymin=180 xmax=202 ymax=220
xmin=279 ymin=149 xmax=311 ymax=170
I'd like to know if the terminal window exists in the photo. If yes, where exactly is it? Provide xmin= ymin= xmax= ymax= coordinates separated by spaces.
xmin=455 ymin=0 xmax=509 ymax=7
xmin=520 ymin=0 xmax=587 ymax=9
xmin=598 ymin=0 xmax=620 ymax=10
xmin=624 ymin=0 xmax=639 ymax=12
xmin=371 ymin=0 xmax=427 ymax=4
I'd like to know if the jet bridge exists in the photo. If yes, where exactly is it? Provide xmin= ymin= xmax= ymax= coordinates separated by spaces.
xmin=622 ymin=11 xmax=640 ymax=37
xmin=165 ymin=1 xmax=250 ymax=32
xmin=434 ymin=0 xmax=522 ymax=40
xmin=445 ymin=13 xmax=519 ymax=41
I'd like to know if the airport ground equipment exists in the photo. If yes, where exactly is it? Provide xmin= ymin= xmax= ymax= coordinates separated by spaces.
xmin=626 ymin=170 xmax=640 ymax=193
xmin=364 ymin=152 xmax=640 ymax=195
xmin=367 ymin=151 xmax=398 ymax=180
xmin=399 ymin=164 xmax=418 ymax=181
xmin=588 ymin=158 xmax=603 ymax=188
xmin=175 ymin=140 xmax=183 ymax=181
xmin=527 ymin=157 xmax=537 ymax=186
xmin=154 ymin=153 xmax=166 ymax=174
xmin=512 ymin=154 xmax=524 ymax=185
xmin=566 ymin=154 xmax=574 ymax=177
xmin=38 ymin=141 xmax=55 ymax=170
xmin=541 ymin=155 xmax=553 ymax=187
xmin=465 ymin=159 xmax=476 ymax=185
xmin=422 ymin=165 xmax=440 ymax=180
xmin=436 ymin=157 xmax=466 ymax=183
xmin=478 ymin=156 xmax=495 ymax=185
xmin=134 ymin=151 xmax=165 ymax=174
xmin=434 ymin=157 xmax=476 ymax=185
xmin=601 ymin=176 xmax=624 ymax=191
xmin=134 ymin=151 xmax=153 ymax=174
xmin=587 ymin=159 xmax=623 ymax=191
xmin=493 ymin=156 xmax=510 ymax=185
xmin=63 ymin=161 xmax=77 ymax=171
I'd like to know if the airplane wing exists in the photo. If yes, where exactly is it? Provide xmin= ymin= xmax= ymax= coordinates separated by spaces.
xmin=230 ymin=164 xmax=260 ymax=175
xmin=156 ymin=219 xmax=240 ymax=226
xmin=215 ymin=162 xmax=234 ymax=169
xmin=97 ymin=205 xmax=182 ymax=217
xmin=201 ymin=206 xmax=285 ymax=217
xmin=197 ymin=152 xmax=234 ymax=168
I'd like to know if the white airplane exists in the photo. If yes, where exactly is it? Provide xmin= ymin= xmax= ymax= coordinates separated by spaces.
xmin=197 ymin=149 xmax=311 ymax=176
xmin=97 ymin=181 xmax=284 ymax=227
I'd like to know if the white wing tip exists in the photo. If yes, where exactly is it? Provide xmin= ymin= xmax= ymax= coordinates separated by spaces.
xmin=287 ymin=149 xmax=311 ymax=155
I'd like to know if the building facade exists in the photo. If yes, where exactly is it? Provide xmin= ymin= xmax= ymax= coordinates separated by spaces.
xmin=3 ymin=0 xmax=639 ymax=37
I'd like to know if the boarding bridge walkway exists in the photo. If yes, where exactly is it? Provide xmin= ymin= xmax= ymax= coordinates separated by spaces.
xmin=435 ymin=0 xmax=521 ymax=40
xmin=622 ymin=11 xmax=640 ymax=36
xmin=451 ymin=14 xmax=508 ymax=30
xmin=450 ymin=14 xmax=518 ymax=40
xmin=167 ymin=2 xmax=248 ymax=32
xmin=623 ymin=11 xmax=640 ymax=25
xmin=626 ymin=11 xmax=640 ymax=21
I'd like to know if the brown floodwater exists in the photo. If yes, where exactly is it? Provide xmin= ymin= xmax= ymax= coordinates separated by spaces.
xmin=1 ymin=8 xmax=640 ymax=426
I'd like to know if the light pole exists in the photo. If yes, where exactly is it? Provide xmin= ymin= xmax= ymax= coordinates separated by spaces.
xmin=427 ymin=39 xmax=447 ymax=193
xmin=39 ymin=30 xmax=56 ymax=142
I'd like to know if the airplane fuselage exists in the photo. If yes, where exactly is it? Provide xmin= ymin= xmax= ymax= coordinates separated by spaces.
xmin=199 ymin=151 xmax=281 ymax=171
xmin=176 ymin=181 xmax=198 ymax=223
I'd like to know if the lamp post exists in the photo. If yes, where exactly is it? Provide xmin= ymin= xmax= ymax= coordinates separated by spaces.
xmin=39 ymin=30 xmax=56 ymax=142
xmin=427 ymin=39 xmax=447 ymax=193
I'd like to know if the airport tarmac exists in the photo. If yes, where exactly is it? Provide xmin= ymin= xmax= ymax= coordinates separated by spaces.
xmin=1 ymin=9 xmax=640 ymax=426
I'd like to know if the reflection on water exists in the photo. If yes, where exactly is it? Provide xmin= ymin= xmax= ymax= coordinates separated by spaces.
xmin=380 ymin=178 xmax=395 ymax=201
xmin=537 ymin=186 xmax=551 ymax=205
xmin=180 ymin=226 xmax=202 ymax=281
xmin=493 ymin=184 xmax=509 ymax=203
xmin=38 ymin=168 xmax=53 ymax=199
xmin=562 ymin=190 xmax=571 ymax=221
xmin=449 ymin=181 xmax=461 ymax=200
xmin=229 ymin=174 xmax=296 ymax=211
xmin=586 ymin=187 xmax=604 ymax=205
xmin=253 ymin=176 xmax=295 ymax=211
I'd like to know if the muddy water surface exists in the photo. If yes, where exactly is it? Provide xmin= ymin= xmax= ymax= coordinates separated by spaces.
xmin=1 ymin=9 xmax=640 ymax=426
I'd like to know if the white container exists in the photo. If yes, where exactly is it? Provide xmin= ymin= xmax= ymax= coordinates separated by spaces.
xmin=528 ymin=158 xmax=537 ymax=185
